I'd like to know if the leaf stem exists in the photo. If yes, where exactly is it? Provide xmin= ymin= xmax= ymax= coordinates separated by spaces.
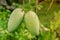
xmin=35 ymin=0 xmax=38 ymax=13
xmin=22 ymin=0 xmax=24 ymax=11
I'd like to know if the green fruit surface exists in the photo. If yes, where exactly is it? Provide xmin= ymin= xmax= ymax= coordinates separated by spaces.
xmin=24 ymin=11 xmax=40 ymax=35
xmin=8 ymin=8 xmax=24 ymax=32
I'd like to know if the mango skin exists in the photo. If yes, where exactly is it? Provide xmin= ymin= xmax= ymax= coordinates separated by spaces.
xmin=8 ymin=8 xmax=24 ymax=32
xmin=24 ymin=11 xmax=40 ymax=35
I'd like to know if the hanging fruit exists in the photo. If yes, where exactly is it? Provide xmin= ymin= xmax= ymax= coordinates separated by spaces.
xmin=24 ymin=11 xmax=40 ymax=36
xmin=8 ymin=8 xmax=24 ymax=32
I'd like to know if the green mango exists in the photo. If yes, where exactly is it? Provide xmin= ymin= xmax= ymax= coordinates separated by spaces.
xmin=8 ymin=8 xmax=24 ymax=32
xmin=24 ymin=11 xmax=40 ymax=36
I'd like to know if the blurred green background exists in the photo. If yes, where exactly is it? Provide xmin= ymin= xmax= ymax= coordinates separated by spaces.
xmin=0 ymin=0 xmax=60 ymax=40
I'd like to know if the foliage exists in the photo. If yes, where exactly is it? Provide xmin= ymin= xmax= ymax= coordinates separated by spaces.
xmin=0 ymin=0 xmax=60 ymax=40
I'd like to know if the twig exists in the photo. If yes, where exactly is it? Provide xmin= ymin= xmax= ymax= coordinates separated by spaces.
xmin=47 ymin=0 xmax=54 ymax=12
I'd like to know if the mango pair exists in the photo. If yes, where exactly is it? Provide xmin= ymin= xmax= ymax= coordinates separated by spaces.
xmin=8 ymin=8 xmax=40 ymax=36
